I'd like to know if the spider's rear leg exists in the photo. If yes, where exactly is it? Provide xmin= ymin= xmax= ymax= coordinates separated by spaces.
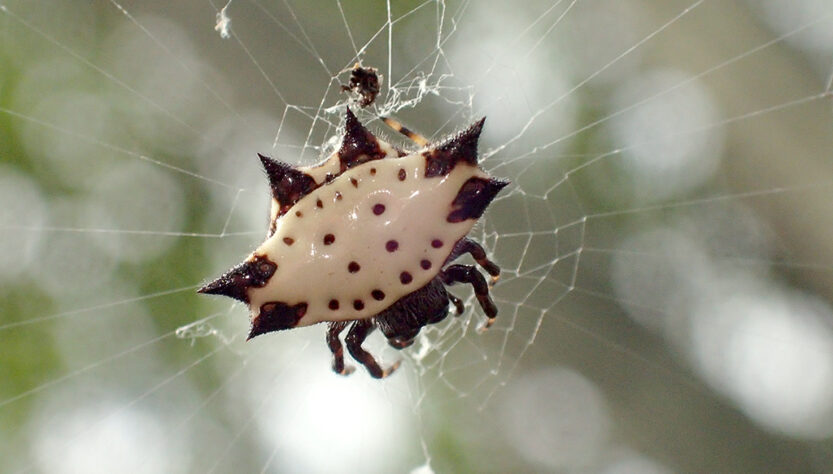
xmin=346 ymin=319 xmax=400 ymax=379
xmin=381 ymin=116 xmax=429 ymax=147
xmin=448 ymin=238 xmax=501 ymax=283
xmin=440 ymin=264 xmax=498 ymax=331
xmin=326 ymin=321 xmax=354 ymax=376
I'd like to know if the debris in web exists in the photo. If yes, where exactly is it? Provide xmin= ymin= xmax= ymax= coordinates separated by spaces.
xmin=340 ymin=63 xmax=383 ymax=108
xmin=176 ymin=317 xmax=230 ymax=345
xmin=215 ymin=0 xmax=232 ymax=39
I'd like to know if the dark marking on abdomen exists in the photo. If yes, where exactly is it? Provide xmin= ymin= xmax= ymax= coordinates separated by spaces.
xmin=339 ymin=108 xmax=387 ymax=171
xmin=424 ymin=118 xmax=485 ymax=177
xmin=248 ymin=302 xmax=308 ymax=340
xmin=447 ymin=177 xmax=509 ymax=223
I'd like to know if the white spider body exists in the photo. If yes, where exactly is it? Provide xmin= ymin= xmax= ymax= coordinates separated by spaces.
xmin=250 ymin=152 xmax=487 ymax=327
xmin=200 ymin=108 xmax=507 ymax=376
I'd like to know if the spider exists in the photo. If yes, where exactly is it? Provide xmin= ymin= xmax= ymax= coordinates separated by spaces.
xmin=199 ymin=108 xmax=508 ymax=378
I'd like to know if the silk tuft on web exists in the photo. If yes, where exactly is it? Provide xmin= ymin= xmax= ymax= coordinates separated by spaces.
xmin=2 ymin=0 xmax=833 ymax=472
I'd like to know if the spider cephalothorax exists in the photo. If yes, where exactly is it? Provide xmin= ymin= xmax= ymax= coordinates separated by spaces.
xmin=199 ymin=108 xmax=507 ymax=378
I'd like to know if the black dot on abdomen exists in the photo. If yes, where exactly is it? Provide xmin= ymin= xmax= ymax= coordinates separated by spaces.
xmin=353 ymin=300 xmax=365 ymax=310
xmin=348 ymin=261 xmax=361 ymax=273
xmin=400 ymin=271 xmax=413 ymax=284
xmin=420 ymin=259 xmax=432 ymax=270
xmin=431 ymin=239 xmax=443 ymax=248
xmin=371 ymin=289 xmax=385 ymax=301
xmin=328 ymin=299 xmax=339 ymax=310
xmin=386 ymin=240 xmax=399 ymax=252
xmin=323 ymin=234 xmax=335 ymax=245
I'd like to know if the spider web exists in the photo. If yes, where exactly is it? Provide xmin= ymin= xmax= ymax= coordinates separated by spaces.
xmin=2 ymin=0 xmax=833 ymax=472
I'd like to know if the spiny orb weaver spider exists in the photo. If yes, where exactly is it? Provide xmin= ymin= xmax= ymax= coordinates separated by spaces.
xmin=199 ymin=108 xmax=508 ymax=378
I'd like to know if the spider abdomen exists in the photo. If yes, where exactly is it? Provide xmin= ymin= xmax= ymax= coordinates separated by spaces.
xmin=249 ymin=151 xmax=487 ymax=328
xmin=200 ymin=108 xmax=506 ymax=377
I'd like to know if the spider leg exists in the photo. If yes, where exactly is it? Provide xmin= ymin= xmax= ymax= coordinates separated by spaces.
xmin=447 ymin=238 xmax=501 ymax=282
xmin=346 ymin=320 xmax=401 ymax=379
xmin=381 ymin=116 xmax=429 ymax=147
xmin=326 ymin=321 xmax=354 ymax=376
xmin=440 ymin=264 xmax=498 ymax=331
xmin=448 ymin=293 xmax=464 ymax=315
xmin=388 ymin=337 xmax=414 ymax=350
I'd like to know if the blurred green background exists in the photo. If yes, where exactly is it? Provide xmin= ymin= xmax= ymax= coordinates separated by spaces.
xmin=2 ymin=0 xmax=833 ymax=472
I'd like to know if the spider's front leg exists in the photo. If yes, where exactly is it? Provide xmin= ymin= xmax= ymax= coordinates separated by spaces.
xmin=326 ymin=321 xmax=354 ymax=376
xmin=448 ymin=238 xmax=501 ymax=281
xmin=345 ymin=319 xmax=401 ymax=379
xmin=440 ymin=264 xmax=498 ymax=331
xmin=381 ymin=116 xmax=429 ymax=147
